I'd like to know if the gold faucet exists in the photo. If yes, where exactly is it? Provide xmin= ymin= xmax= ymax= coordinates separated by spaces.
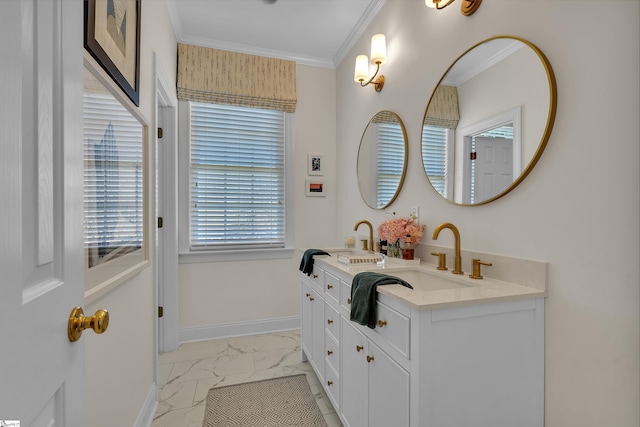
xmin=432 ymin=222 xmax=463 ymax=274
xmin=354 ymin=220 xmax=374 ymax=253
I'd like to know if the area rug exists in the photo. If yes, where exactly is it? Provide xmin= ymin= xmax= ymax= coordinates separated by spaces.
xmin=203 ymin=374 xmax=328 ymax=427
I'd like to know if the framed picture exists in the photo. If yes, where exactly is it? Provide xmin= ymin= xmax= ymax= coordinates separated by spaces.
xmin=305 ymin=180 xmax=326 ymax=197
xmin=308 ymin=154 xmax=324 ymax=176
xmin=84 ymin=0 xmax=141 ymax=106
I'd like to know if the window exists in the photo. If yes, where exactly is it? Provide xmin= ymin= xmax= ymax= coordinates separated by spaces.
xmin=422 ymin=125 xmax=451 ymax=198
xmin=375 ymin=122 xmax=406 ymax=208
xmin=182 ymin=102 xmax=292 ymax=257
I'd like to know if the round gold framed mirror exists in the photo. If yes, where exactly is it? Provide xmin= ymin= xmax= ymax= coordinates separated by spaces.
xmin=421 ymin=35 xmax=557 ymax=205
xmin=357 ymin=111 xmax=408 ymax=209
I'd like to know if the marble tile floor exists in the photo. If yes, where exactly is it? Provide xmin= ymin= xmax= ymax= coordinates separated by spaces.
xmin=152 ymin=330 xmax=343 ymax=427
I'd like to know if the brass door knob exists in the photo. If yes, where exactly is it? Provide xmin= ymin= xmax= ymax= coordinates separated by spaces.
xmin=68 ymin=307 xmax=109 ymax=342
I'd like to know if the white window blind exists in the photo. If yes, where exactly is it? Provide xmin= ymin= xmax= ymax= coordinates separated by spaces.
xmin=190 ymin=102 xmax=285 ymax=249
xmin=375 ymin=123 xmax=406 ymax=208
xmin=422 ymin=125 xmax=448 ymax=196
xmin=83 ymin=92 xmax=144 ymax=267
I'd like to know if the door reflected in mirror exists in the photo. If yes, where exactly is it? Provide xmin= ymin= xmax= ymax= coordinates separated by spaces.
xmin=357 ymin=111 xmax=408 ymax=209
xmin=421 ymin=36 xmax=557 ymax=205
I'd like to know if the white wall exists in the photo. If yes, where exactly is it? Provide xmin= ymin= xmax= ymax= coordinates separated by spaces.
xmin=178 ymin=64 xmax=337 ymax=332
xmin=336 ymin=1 xmax=639 ymax=426
xmin=85 ymin=1 xmax=177 ymax=425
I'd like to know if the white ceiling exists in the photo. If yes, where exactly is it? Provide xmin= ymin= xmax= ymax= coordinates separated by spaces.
xmin=165 ymin=0 xmax=386 ymax=69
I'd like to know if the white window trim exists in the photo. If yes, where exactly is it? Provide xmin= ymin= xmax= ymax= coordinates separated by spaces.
xmin=177 ymin=101 xmax=295 ymax=263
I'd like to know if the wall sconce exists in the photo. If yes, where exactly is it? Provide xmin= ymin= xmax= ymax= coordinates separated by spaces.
xmin=354 ymin=34 xmax=387 ymax=92
xmin=425 ymin=0 xmax=482 ymax=16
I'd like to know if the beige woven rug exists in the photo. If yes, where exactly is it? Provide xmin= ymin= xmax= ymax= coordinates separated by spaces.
xmin=203 ymin=374 xmax=328 ymax=427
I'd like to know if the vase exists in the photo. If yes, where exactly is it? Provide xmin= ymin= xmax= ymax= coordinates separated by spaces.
xmin=388 ymin=240 xmax=401 ymax=258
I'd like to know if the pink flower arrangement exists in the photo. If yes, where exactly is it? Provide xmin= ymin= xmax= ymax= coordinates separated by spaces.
xmin=377 ymin=217 xmax=425 ymax=246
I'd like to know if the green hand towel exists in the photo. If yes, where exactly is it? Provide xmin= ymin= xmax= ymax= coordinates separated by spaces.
xmin=350 ymin=272 xmax=412 ymax=329
xmin=299 ymin=249 xmax=330 ymax=276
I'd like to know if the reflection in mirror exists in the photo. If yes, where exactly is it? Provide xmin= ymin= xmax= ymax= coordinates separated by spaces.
xmin=357 ymin=111 xmax=408 ymax=209
xmin=421 ymin=36 xmax=556 ymax=205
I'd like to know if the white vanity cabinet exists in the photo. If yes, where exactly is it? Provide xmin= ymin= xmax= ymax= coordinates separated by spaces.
xmin=301 ymin=256 xmax=545 ymax=427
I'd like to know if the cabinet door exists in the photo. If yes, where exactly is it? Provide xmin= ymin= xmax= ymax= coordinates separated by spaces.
xmin=301 ymin=281 xmax=313 ymax=360
xmin=368 ymin=342 xmax=410 ymax=427
xmin=311 ymin=287 xmax=325 ymax=380
xmin=341 ymin=319 xmax=368 ymax=427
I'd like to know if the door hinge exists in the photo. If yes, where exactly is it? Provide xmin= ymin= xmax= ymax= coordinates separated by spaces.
xmin=158 ymin=217 xmax=164 ymax=228
xmin=158 ymin=306 xmax=164 ymax=318
xmin=158 ymin=127 xmax=163 ymax=139
xmin=470 ymin=151 xmax=477 ymax=160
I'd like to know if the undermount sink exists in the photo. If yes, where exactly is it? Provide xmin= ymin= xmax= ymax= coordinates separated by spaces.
xmin=386 ymin=268 xmax=471 ymax=292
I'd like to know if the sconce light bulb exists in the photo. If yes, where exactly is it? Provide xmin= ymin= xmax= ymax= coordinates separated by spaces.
xmin=370 ymin=34 xmax=387 ymax=65
xmin=425 ymin=0 xmax=455 ymax=9
xmin=354 ymin=54 xmax=370 ymax=83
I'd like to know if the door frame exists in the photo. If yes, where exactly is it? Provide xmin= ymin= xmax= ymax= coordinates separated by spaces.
xmin=154 ymin=53 xmax=179 ymax=359
xmin=457 ymin=106 xmax=521 ymax=204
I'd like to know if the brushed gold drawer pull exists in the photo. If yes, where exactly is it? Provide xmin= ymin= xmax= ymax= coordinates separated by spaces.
xmin=327 ymin=319 xmax=333 ymax=324
xmin=327 ymin=284 xmax=333 ymax=289
xmin=309 ymin=297 xmax=314 ymax=301
xmin=366 ymin=355 xmax=374 ymax=363
xmin=305 ymin=293 xmax=310 ymax=298
xmin=377 ymin=320 xmax=387 ymax=328
xmin=327 ymin=350 xmax=333 ymax=356
xmin=313 ymin=274 xmax=318 ymax=279
xmin=347 ymin=298 xmax=351 ymax=304
xmin=356 ymin=345 xmax=364 ymax=352
xmin=327 ymin=380 xmax=333 ymax=386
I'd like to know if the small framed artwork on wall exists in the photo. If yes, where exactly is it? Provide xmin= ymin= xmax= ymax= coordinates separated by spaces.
xmin=308 ymin=154 xmax=324 ymax=176
xmin=305 ymin=180 xmax=325 ymax=197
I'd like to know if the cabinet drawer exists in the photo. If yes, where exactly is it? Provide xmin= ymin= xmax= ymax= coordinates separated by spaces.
xmin=308 ymin=265 xmax=324 ymax=288
xmin=325 ymin=303 xmax=340 ymax=341
xmin=324 ymin=361 xmax=340 ymax=411
xmin=374 ymin=302 xmax=410 ymax=359
xmin=324 ymin=271 xmax=340 ymax=303
xmin=325 ymin=331 xmax=340 ymax=373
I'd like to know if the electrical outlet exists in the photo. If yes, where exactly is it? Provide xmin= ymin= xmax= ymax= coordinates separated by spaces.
xmin=409 ymin=206 xmax=419 ymax=223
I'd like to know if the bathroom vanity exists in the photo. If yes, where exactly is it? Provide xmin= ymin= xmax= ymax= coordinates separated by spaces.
xmin=300 ymin=251 xmax=546 ymax=427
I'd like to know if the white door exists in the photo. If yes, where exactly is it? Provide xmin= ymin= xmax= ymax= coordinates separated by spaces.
xmin=0 ymin=0 xmax=87 ymax=425
xmin=474 ymin=136 xmax=513 ymax=202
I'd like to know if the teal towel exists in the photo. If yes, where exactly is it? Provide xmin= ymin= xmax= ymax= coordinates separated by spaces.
xmin=350 ymin=272 xmax=412 ymax=329
xmin=299 ymin=249 xmax=330 ymax=276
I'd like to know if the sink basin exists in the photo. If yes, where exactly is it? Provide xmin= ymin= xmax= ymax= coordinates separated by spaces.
xmin=386 ymin=268 xmax=470 ymax=292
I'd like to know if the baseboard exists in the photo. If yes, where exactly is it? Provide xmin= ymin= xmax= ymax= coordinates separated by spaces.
xmin=179 ymin=316 xmax=300 ymax=344
xmin=134 ymin=383 xmax=158 ymax=427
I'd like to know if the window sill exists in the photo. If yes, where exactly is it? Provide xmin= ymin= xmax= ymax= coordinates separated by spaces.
xmin=179 ymin=247 xmax=295 ymax=264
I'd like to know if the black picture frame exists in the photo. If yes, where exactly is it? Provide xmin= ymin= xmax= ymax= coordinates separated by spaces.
xmin=84 ymin=0 xmax=141 ymax=106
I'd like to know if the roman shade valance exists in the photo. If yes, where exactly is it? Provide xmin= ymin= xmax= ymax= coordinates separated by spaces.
xmin=177 ymin=43 xmax=297 ymax=113
xmin=424 ymin=85 xmax=460 ymax=129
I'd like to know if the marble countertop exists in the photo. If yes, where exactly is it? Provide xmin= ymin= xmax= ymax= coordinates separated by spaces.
xmin=311 ymin=252 xmax=547 ymax=310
